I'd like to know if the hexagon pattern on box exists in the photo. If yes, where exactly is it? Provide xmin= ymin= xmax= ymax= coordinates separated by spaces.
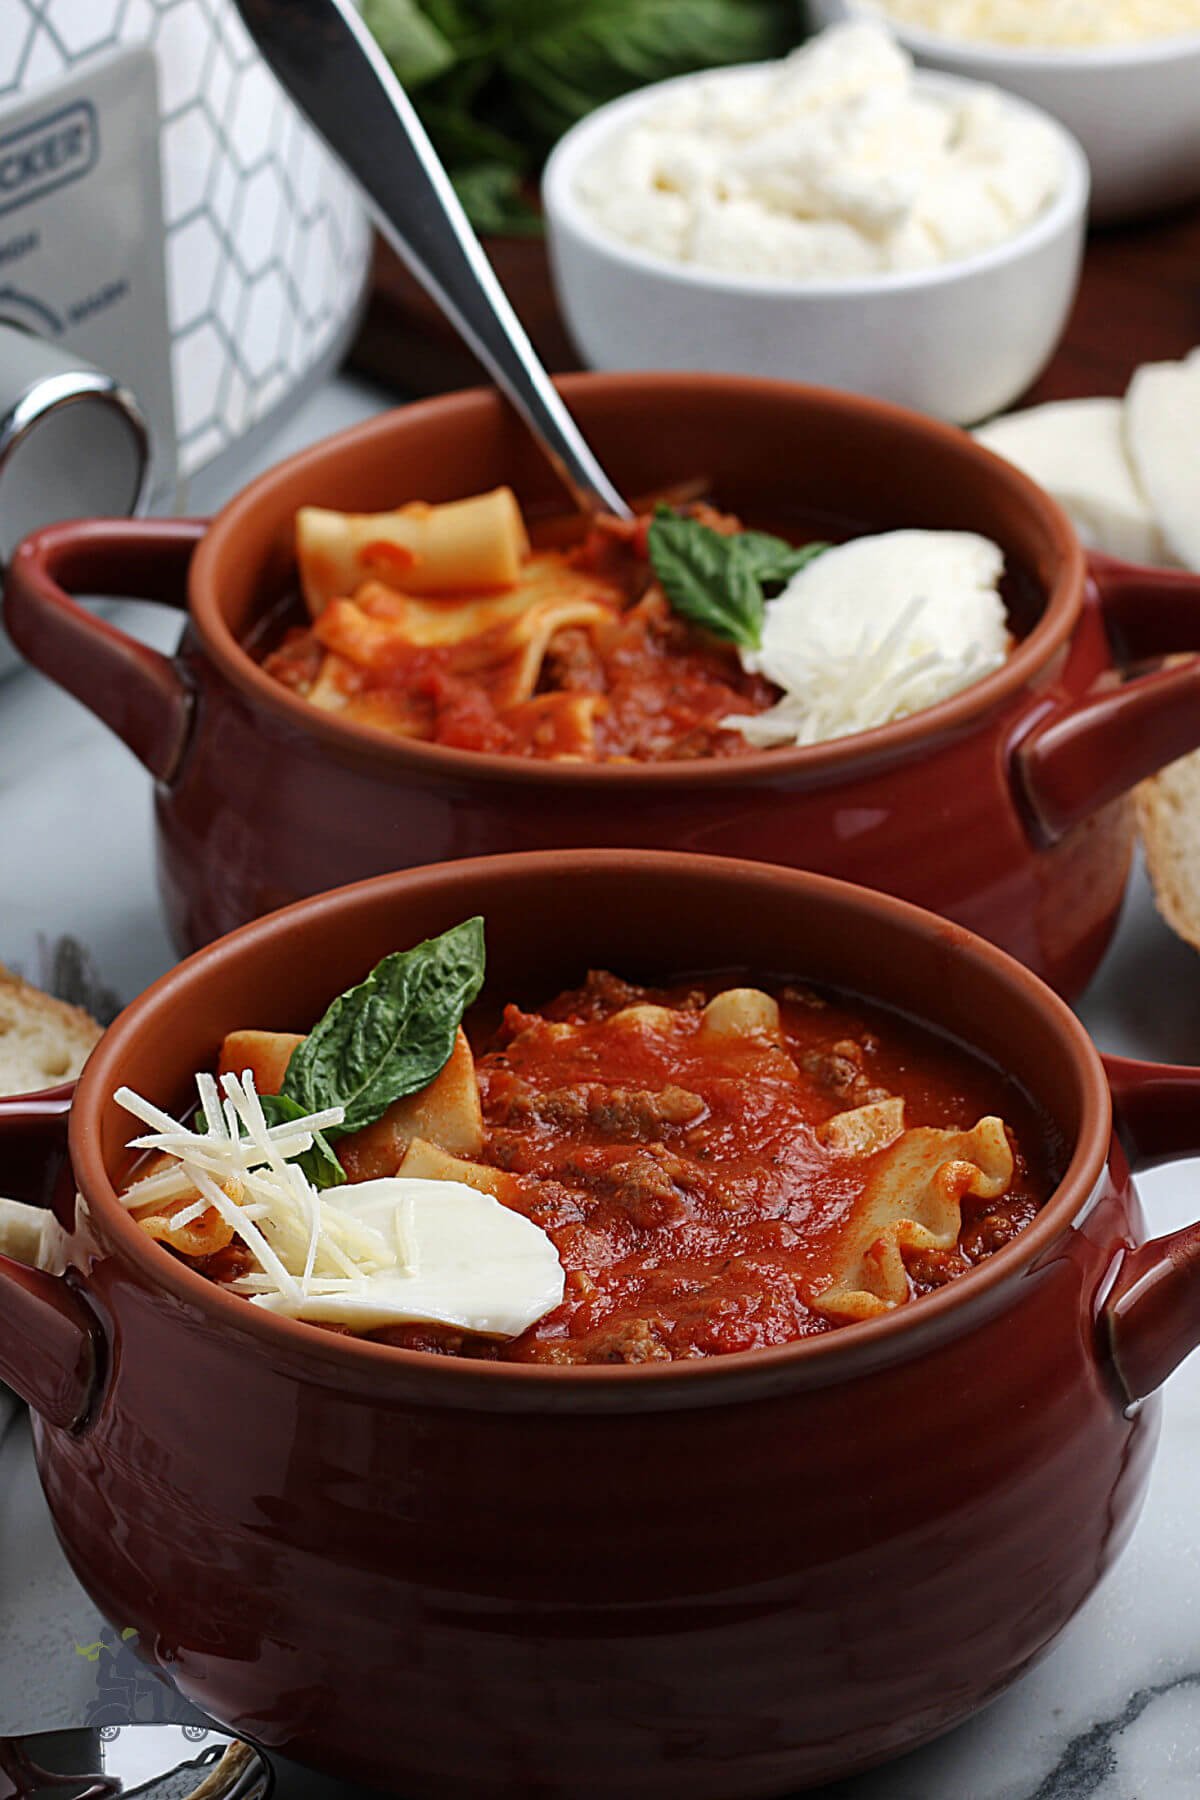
xmin=1 ymin=0 xmax=371 ymax=477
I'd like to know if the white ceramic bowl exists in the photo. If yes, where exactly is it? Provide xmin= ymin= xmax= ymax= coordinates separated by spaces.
xmin=810 ymin=0 xmax=1200 ymax=221
xmin=542 ymin=67 xmax=1088 ymax=427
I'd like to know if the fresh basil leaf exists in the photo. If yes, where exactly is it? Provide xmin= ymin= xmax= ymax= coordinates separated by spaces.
xmin=258 ymin=1093 xmax=347 ymax=1191
xmin=647 ymin=508 xmax=765 ymax=652
xmin=733 ymin=531 xmax=831 ymax=590
xmin=420 ymin=0 xmax=477 ymax=36
xmin=282 ymin=918 xmax=486 ymax=1139
xmin=418 ymin=97 xmax=527 ymax=172
xmin=361 ymin=0 xmax=458 ymax=87
xmin=452 ymin=163 xmax=542 ymax=235
xmin=363 ymin=0 xmax=799 ymax=235
xmin=649 ymin=510 xmax=832 ymax=648
xmin=500 ymin=0 xmax=797 ymax=140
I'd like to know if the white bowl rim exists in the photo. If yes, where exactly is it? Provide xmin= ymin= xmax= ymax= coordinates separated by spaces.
xmin=817 ymin=0 xmax=1200 ymax=69
xmin=542 ymin=60 xmax=1090 ymax=302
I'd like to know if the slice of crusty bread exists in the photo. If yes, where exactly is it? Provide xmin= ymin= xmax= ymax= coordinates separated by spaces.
xmin=0 ymin=963 xmax=102 ymax=1095
xmin=0 ymin=1195 xmax=46 ymax=1266
xmin=1138 ymin=751 xmax=1200 ymax=952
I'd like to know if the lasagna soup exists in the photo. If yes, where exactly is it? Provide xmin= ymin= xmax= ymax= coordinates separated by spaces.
xmin=115 ymin=925 xmax=1057 ymax=1366
xmin=258 ymin=487 xmax=1017 ymax=761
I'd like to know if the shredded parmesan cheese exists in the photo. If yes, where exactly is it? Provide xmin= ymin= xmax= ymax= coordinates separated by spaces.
xmin=725 ymin=528 xmax=1010 ymax=746
xmin=116 ymin=1073 xmax=564 ymax=1339
xmin=859 ymin=0 xmax=1200 ymax=48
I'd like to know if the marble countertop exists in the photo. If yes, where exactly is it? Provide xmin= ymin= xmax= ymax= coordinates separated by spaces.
xmin=2 ymin=374 xmax=1200 ymax=1800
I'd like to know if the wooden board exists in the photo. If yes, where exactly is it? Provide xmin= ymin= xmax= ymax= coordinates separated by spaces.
xmin=350 ymin=205 xmax=1200 ymax=407
xmin=1023 ymin=205 xmax=1200 ymax=403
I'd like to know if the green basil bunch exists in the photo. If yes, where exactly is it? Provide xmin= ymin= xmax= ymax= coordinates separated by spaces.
xmin=363 ymin=0 xmax=803 ymax=232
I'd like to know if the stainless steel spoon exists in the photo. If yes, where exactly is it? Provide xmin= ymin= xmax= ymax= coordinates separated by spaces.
xmin=0 ymin=1727 xmax=271 ymax=1799
xmin=233 ymin=0 xmax=632 ymax=520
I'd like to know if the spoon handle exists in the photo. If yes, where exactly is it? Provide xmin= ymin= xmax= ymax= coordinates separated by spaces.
xmin=234 ymin=0 xmax=632 ymax=520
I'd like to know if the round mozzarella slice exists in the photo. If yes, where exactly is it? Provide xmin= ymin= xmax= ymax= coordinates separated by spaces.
xmin=1126 ymin=351 xmax=1200 ymax=573
xmin=975 ymin=398 xmax=1171 ymax=567
xmin=252 ymin=1178 xmax=565 ymax=1341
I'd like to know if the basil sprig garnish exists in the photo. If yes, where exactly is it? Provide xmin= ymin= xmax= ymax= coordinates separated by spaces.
xmin=734 ymin=529 xmax=831 ymax=589
xmin=273 ymin=917 xmax=486 ymax=1188
xmin=259 ymin=1093 xmax=348 ymax=1190
xmin=647 ymin=506 xmax=830 ymax=652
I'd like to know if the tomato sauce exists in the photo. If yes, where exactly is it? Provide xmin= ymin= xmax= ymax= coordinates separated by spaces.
xmin=252 ymin=486 xmax=1048 ymax=768
xmin=261 ymin=506 xmax=780 ymax=763
xmin=373 ymin=971 xmax=1059 ymax=1365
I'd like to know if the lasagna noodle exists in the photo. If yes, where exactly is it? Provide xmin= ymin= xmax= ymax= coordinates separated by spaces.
xmin=308 ymin=652 xmax=354 ymax=712
xmin=218 ymin=1031 xmax=304 ymax=1094
xmin=397 ymin=1136 xmax=521 ymax=1203
xmin=815 ymin=1116 xmax=1013 ymax=1322
xmin=297 ymin=488 xmax=530 ymax=613
xmin=503 ymin=693 xmax=606 ymax=758
xmin=129 ymin=1152 xmax=238 ymax=1257
xmin=601 ymin=991 xmax=802 ymax=1090
xmin=339 ymin=1029 xmax=484 ymax=1181
xmin=608 ymin=1003 xmax=680 ymax=1033
xmin=213 ymin=1022 xmax=485 ymax=1183
xmin=115 ymin=1020 xmax=482 ymax=1249
xmin=608 ymin=990 xmax=783 ymax=1042
xmin=700 ymin=988 xmax=783 ymax=1042
xmin=307 ymin=655 xmax=433 ymax=737
xmin=310 ymin=562 xmax=617 ymax=720
xmin=817 ymin=1096 xmax=905 ymax=1154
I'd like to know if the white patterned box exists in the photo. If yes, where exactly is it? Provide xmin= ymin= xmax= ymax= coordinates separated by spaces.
xmin=0 ymin=0 xmax=371 ymax=484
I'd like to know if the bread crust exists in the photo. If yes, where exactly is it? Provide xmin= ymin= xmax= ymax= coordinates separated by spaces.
xmin=0 ymin=963 xmax=102 ymax=1097
xmin=1137 ymin=751 xmax=1200 ymax=953
xmin=0 ymin=1194 xmax=47 ymax=1265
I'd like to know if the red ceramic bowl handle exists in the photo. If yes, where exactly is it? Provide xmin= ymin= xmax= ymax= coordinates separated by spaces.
xmin=1103 ymin=1055 xmax=1200 ymax=1406
xmin=1015 ymin=555 xmax=1200 ymax=844
xmin=3 ymin=517 xmax=206 ymax=783
xmin=0 ymin=1092 xmax=103 ymax=1430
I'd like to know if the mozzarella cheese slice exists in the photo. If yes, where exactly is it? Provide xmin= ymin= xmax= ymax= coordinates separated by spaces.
xmin=729 ymin=529 xmax=1009 ymax=746
xmin=117 ymin=1075 xmax=564 ymax=1343
xmin=1125 ymin=350 xmax=1200 ymax=572
xmin=975 ymin=398 xmax=1171 ymax=567
xmin=249 ymin=1178 xmax=565 ymax=1337
xmin=755 ymin=529 xmax=1008 ymax=670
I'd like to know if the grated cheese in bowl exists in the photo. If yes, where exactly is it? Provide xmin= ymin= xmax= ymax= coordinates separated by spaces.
xmin=725 ymin=529 xmax=1011 ymax=747
xmin=855 ymin=0 xmax=1200 ymax=48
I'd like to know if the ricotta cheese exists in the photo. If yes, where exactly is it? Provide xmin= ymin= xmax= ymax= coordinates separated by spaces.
xmin=858 ymin=0 xmax=1200 ymax=47
xmin=574 ymin=22 xmax=1063 ymax=281
xmin=727 ymin=529 xmax=1010 ymax=745
xmin=117 ymin=1073 xmax=565 ymax=1340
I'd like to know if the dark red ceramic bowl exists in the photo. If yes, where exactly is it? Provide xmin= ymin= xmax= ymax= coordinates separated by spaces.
xmin=2 ymin=850 xmax=1200 ymax=1798
xmin=9 ymin=375 xmax=1200 ymax=997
